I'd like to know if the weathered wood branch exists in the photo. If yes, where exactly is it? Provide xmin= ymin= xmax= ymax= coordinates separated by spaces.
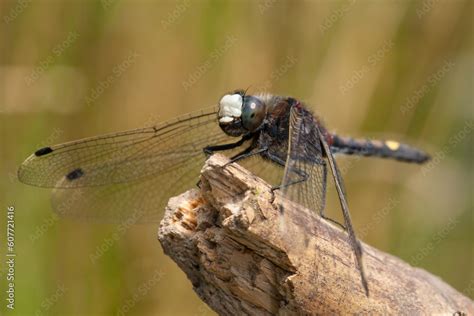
xmin=158 ymin=154 xmax=473 ymax=315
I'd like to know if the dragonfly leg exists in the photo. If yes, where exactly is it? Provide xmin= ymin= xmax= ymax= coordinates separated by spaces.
xmin=198 ymin=134 xmax=256 ymax=187
xmin=264 ymin=153 xmax=309 ymax=191
xmin=207 ymin=135 xmax=265 ymax=167
xmin=268 ymin=153 xmax=346 ymax=229
xmin=225 ymin=147 xmax=267 ymax=166
xmin=271 ymin=170 xmax=308 ymax=191
xmin=321 ymin=215 xmax=346 ymax=230
xmin=197 ymin=146 xmax=266 ymax=188
xmin=317 ymin=163 xmax=346 ymax=230
xmin=203 ymin=133 xmax=253 ymax=156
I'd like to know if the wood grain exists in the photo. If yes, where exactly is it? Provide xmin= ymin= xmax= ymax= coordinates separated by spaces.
xmin=158 ymin=154 xmax=473 ymax=315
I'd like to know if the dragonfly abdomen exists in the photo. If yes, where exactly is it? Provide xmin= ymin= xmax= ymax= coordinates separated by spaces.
xmin=330 ymin=135 xmax=430 ymax=164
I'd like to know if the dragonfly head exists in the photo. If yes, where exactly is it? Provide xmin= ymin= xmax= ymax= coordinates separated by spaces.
xmin=218 ymin=91 xmax=266 ymax=137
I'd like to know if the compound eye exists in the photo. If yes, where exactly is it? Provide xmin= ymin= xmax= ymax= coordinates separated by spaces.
xmin=241 ymin=96 xmax=265 ymax=132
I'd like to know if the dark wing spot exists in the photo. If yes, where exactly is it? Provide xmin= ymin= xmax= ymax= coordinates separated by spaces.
xmin=34 ymin=147 xmax=53 ymax=156
xmin=66 ymin=168 xmax=84 ymax=181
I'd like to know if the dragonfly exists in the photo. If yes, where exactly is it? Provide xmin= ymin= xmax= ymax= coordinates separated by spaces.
xmin=18 ymin=89 xmax=430 ymax=296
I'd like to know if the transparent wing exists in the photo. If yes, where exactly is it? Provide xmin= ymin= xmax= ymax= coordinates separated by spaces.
xmin=18 ymin=107 xmax=224 ymax=188
xmin=50 ymin=154 xmax=207 ymax=223
xmin=280 ymin=106 xmax=327 ymax=215
xmin=318 ymin=123 xmax=369 ymax=295
xmin=276 ymin=106 xmax=328 ymax=301
xmin=18 ymin=106 xmax=245 ymax=223
xmin=279 ymin=105 xmax=369 ymax=295
xmin=240 ymin=155 xmax=286 ymax=187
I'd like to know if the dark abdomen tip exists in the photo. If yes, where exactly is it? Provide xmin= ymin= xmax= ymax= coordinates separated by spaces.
xmin=331 ymin=135 xmax=431 ymax=164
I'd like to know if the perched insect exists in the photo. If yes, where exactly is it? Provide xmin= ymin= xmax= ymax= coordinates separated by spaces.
xmin=18 ymin=89 xmax=430 ymax=295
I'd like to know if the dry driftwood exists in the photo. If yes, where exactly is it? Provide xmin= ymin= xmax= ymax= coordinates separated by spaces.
xmin=158 ymin=154 xmax=473 ymax=315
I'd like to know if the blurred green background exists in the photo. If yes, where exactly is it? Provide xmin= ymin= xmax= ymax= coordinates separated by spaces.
xmin=1 ymin=0 xmax=472 ymax=315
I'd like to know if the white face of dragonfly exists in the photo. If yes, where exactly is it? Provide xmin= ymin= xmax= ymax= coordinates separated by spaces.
xmin=218 ymin=94 xmax=243 ymax=124
xmin=218 ymin=91 xmax=267 ymax=137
